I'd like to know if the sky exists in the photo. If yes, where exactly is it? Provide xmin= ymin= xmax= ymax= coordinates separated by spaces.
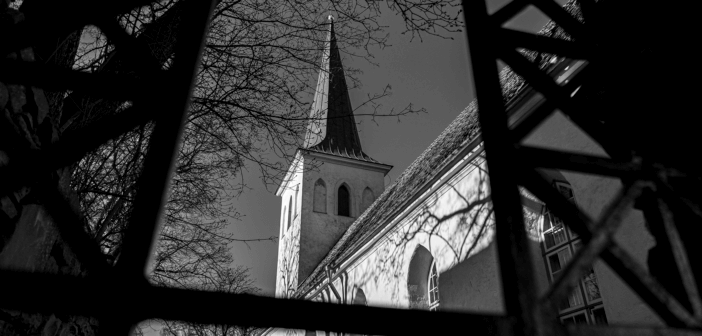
xmin=223 ymin=0 xmax=569 ymax=298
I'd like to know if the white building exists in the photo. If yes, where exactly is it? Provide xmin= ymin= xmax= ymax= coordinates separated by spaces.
xmin=266 ymin=10 xmax=659 ymax=335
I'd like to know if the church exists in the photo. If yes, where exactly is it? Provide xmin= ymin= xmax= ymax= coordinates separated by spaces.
xmin=265 ymin=9 xmax=659 ymax=335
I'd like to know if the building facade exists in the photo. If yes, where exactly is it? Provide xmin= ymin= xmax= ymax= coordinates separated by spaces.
xmin=267 ymin=10 xmax=660 ymax=336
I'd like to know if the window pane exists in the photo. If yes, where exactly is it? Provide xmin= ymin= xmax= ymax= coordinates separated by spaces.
xmin=571 ymin=240 xmax=602 ymax=302
xmin=428 ymin=262 xmax=440 ymax=311
xmin=562 ymin=312 xmax=587 ymax=325
xmin=544 ymin=213 xmax=567 ymax=250
xmin=583 ymin=269 xmax=602 ymax=302
xmin=549 ymin=254 xmax=563 ymax=274
xmin=592 ymin=307 xmax=608 ymax=325
xmin=573 ymin=313 xmax=587 ymax=325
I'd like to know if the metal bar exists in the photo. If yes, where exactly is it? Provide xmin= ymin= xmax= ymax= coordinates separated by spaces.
xmin=32 ymin=183 xmax=111 ymax=275
xmin=656 ymin=178 xmax=702 ymax=223
xmin=499 ymin=47 xmax=629 ymax=159
xmin=499 ymin=28 xmax=590 ymax=59
xmin=113 ymin=0 xmax=216 ymax=278
xmin=96 ymin=19 xmax=163 ymax=74
xmin=657 ymin=197 xmax=702 ymax=319
xmin=463 ymin=2 xmax=543 ymax=335
xmin=541 ymin=180 xmax=647 ymax=313
xmin=0 ymin=270 xmax=505 ymax=336
xmin=0 ymin=103 xmax=159 ymax=196
xmin=491 ymin=0 xmax=529 ymax=26
xmin=517 ymin=145 xmax=640 ymax=177
xmin=509 ymin=63 xmax=589 ymax=141
xmin=576 ymin=0 xmax=599 ymax=26
xmin=518 ymin=168 xmax=699 ymax=327
xmin=0 ymin=0 xmax=160 ymax=52
xmin=0 ymin=60 xmax=164 ymax=100
xmin=602 ymin=245 xmax=699 ymax=328
xmin=531 ymin=0 xmax=589 ymax=41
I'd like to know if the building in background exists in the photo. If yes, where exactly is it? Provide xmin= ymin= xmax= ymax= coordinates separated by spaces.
xmin=266 ymin=5 xmax=658 ymax=335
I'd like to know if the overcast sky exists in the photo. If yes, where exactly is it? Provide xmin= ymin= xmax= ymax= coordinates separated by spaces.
xmin=221 ymin=0 xmax=569 ymax=297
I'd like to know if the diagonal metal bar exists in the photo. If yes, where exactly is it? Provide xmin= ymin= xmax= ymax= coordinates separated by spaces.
xmin=540 ymin=180 xmax=649 ymax=314
xmin=657 ymin=197 xmax=702 ymax=320
xmin=1 ymin=0 xmax=160 ymax=53
xmin=463 ymin=1 xmax=544 ymax=335
xmin=32 ymin=183 xmax=111 ymax=275
xmin=656 ymin=178 xmax=702 ymax=223
xmin=518 ymin=168 xmax=699 ymax=327
xmin=0 ymin=102 xmax=162 ymax=197
xmin=575 ymin=0 xmax=599 ymax=26
xmin=95 ymin=19 xmax=163 ymax=74
xmin=0 ymin=60 xmax=164 ymax=99
xmin=499 ymin=47 xmax=630 ymax=159
xmin=491 ymin=0 xmax=529 ymax=26
xmin=531 ymin=0 xmax=589 ymax=41
xmin=517 ymin=145 xmax=640 ymax=177
xmin=113 ymin=0 xmax=216 ymax=278
xmin=498 ymin=28 xmax=590 ymax=59
xmin=510 ymin=61 xmax=591 ymax=141
xmin=602 ymin=244 xmax=700 ymax=328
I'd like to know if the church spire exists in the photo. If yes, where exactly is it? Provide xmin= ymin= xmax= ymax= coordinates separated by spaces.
xmin=303 ymin=16 xmax=375 ymax=161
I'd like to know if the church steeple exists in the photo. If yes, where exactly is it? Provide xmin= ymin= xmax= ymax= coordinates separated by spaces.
xmin=303 ymin=16 xmax=376 ymax=162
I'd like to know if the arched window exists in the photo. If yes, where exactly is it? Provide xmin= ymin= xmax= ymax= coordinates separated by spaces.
xmin=353 ymin=288 xmax=367 ymax=306
xmin=281 ymin=206 xmax=286 ymax=236
xmin=294 ymin=185 xmax=299 ymax=218
xmin=428 ymin=260 xmax=440 ymax=311
xmin=287 ymin=196 xmax=292 ymax=229
xmin=407 ymin=245 xmax=436 ymax=310
xmin=314 ymin=179 xmax=327 ymax=213
xmin=361 ymin=187 xmax=374 ymax=213
xmin=338 ymin=185 xmax=350 ymax=217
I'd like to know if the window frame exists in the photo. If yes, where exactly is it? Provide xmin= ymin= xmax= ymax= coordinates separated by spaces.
xmin=428 ymin=259 xmax=440 ymax=311
xmin=540 ymin=181 xmax=608 ymax=325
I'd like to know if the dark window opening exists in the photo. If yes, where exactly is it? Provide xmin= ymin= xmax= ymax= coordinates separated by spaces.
xmin=338 ymin=185 xmax=350 ymax=217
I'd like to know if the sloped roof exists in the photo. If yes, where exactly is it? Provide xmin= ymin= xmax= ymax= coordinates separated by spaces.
xmin=303 ymin=17 xmax=379 ymax=163
xmin=294 ymin=1 xmax=581 ymax=297
xmin=305 ymin=143 xmax=380 ymax=164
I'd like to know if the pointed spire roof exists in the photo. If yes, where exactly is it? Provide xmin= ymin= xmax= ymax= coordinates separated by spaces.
xmin=303 ymin=16 xmax=378 ymax=163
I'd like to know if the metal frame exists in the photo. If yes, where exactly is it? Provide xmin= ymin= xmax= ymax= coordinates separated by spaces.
xmin=1 ymin=0 xmax=701 ymax=335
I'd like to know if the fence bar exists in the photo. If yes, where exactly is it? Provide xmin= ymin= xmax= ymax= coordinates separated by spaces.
xmin=498 ymin=28 xmax=590 ymax=59
xmin=0 ymin=60 xmax=161 ymax=99
xmin=463 ymin=1 xmax=544 ymax=335
xmin=518 ymin=168 xmax=697 ymax=327
xmin=517 ymin=146 xmax=639 ymax=177
xmin=657 ymin=198 xmax=702 ymax=319
xmin=498 ymin=47 xmax=626 ymax=159
xmin=509 ymin=62 xmax=589 ymax=142
xmin=113 ymin=0 xmax=216 ymax=278
xmin=531 ymin=0 xmax=589 ymax=41
xmin=541 ymin=180 xmax=646 ymax=312
xmin=0 ymin=270 xmax=504 ymax=336
xmin=491 ymin=0 xmax=529 ymax=26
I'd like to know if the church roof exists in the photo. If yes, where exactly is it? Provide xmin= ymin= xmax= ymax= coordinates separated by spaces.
xmin=294 ymin=1 xmax=581 ymax=297
xmin=303 ymin=16 xmax=379 ymax=163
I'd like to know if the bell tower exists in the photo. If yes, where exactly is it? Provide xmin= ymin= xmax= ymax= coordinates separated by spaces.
xmin=274 ymin=16 xmax=392 ymax=298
